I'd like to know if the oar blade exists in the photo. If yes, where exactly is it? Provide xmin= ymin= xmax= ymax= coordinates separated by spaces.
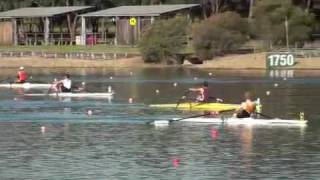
xmin=153 ymin=120 xmax=170 ymax=126
xmin=175 ymin=90 xmax=191 ymax=109
xmin=152 ymin=113 xmax=210 ymax=127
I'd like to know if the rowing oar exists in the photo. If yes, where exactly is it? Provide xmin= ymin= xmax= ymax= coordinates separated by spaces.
xmin=172 ymin=108 xmax=235 ymax=122
xmin=187 ymin=96 xmax=224 ymax=110
xmin=46 ymin=84 xmax=53 ymax=95
xmin=209 ymin=96 xmax=223 ymax=103
xmin=151 ymin=108 xmax=237 ymax=126
xmin=46 ymin=81 xmax=58 ymax=95
xmin=169 ymin=112 xmax=211 ymax=123
xmin=72 ymin=82 xmax=86 ymax=92
xmin=150 ymin=112 xmax=211 ymax=126
xmin=255 ymin=112 xmax=275 ymax=119
xmin=175 ymin=90 xmax=192 ymax=110
xmin=0 ymin=77 xmax=10 ymax=83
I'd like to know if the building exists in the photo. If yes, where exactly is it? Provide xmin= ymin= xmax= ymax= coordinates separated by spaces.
xmin=0 ymin=6 xmax=91 ymax=45
xmin=80 ymin=4 xmax=200 ymax=46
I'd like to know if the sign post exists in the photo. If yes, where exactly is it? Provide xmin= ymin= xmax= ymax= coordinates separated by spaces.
xmin=129 ymin=17 xmax=137 ymax=46
xmin=266 ymin=53 xmax=295 ymax=69
xmin=129 ymin=17 xmax=137 ymax=26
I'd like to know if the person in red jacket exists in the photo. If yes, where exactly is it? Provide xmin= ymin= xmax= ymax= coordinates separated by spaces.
xmin=16 ymin=67 xmax=27 ymax=83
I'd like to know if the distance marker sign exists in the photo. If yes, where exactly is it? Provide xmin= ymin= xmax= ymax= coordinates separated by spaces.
xmin=129 ymin=18 xmax=137 ymax=26
xmin=266 ymin=53 xmax=295 ymax=69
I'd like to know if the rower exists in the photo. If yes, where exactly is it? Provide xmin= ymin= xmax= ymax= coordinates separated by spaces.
xmin=189 ymin=81 xmax=209 ymax=102
xmin=189 ymin=81 xmax=222 ymax=103
xmin=16 ymin=66 xmax=27 ymax=83
xmin=55 ymin=74 xmax=72 ymax=92
xmin=234 ymin=92 xmax=256 ymax=118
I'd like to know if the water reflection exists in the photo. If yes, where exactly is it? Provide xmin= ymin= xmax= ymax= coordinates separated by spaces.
xmin=1 ymin=67 xmax=320 ymax=121
xmin=0 ymin=68 xmax=319 ymax=178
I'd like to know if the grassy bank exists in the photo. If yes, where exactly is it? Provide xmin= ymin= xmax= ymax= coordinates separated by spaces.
xmin=1 ymin=50 xmax=320 ymax=70
xmin=0 ymin=45 xmax=140 ymax=54
xmin=195 ymin=53 xmax=320 ymax=69
xmin=0 ymin=45 xmax=197 ymax=54
xmin=0 ymin=57 xmax=163 ymax=68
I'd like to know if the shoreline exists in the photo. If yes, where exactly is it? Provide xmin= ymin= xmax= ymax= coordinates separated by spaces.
xmin=1 ymin=53 xmax=320 ymax=70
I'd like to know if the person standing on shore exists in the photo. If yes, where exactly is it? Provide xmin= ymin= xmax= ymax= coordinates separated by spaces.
xmin=16 ymin=67 xmax=27 ymax=83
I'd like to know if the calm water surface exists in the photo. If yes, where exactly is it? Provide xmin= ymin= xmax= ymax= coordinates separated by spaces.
xmin=0 ymin=68 xmax=319 ymax=179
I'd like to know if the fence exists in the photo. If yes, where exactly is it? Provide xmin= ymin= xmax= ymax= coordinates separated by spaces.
xmin=0 ymin=50 xmax=139 ymax=60
xmin=19 ymin=32 xmax=116 ymax=45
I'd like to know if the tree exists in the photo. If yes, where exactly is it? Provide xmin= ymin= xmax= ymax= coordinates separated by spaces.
xmin=139 ymin=16 xmax=189 ymax=64
xmin=192 ymin=12 xmax=249 ymax=60
xmin=253 ymin=0 xmax=314 ymax=49
xmin=249 ymin=0 xmax=254 ymax=19
xmin=306 ymin=0 xmax=312 ymax=12
xmin=292 ymin=0 xmax=312 ymax=12
xmin=200 ymin=0 xmax=226 ymax=18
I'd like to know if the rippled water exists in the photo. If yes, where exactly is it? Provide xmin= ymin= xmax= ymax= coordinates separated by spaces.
xmin=0 ymin=68 xmax=319 ymax=179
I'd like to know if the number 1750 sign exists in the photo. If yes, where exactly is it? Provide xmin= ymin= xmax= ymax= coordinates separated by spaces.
xmin=266 ymin=53 xmax=295 ymax=69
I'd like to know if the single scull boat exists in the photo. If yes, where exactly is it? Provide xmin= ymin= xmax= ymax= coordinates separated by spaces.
xmin=154 ymin=117 xmax=307 ymax=127
xmin=24 ymin=92 xmax=114 ymax=98
xmin=0 ymin=83 xmax=52 ymax=89
xmin=150 ymin=102 xmax=240 ymax=111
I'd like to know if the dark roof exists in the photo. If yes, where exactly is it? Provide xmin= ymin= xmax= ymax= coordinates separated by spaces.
xmin=0 ymin=6 xmax=91 ymax=18
xmin=81 ymin=4 xmax=199 ymax=17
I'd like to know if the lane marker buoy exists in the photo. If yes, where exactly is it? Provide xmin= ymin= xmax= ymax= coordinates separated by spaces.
xmin=41 ymin=126 xmax=46 ymax=134
xmin=266 ymin=91 xmax=270 ymax=96
xmin=128 ymin=98 xmax=133 ymax=104
xmin=87 ymin=110 xmax=93 ymax=116
xmin=108 ymin=86 xmax=112 ymax=93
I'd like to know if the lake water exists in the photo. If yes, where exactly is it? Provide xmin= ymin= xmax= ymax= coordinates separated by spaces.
xmin=0 ymin=68 xmax=319 ymax=179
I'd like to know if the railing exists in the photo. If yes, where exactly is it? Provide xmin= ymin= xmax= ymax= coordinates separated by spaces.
xmin=19 ymin=33 xmax=74 ymax=45
xmin=85 ymin=32 xmax=115 ymax=45
xmin=18 ymin=32 xmax=115 ymax=46
xmin=0 ymin=50 xmax=139 ymax=60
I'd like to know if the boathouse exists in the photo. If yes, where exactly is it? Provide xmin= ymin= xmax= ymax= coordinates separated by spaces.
xmin=80 ymin=4 xmax=200 ymax=46
xmin=0 ymin=6 xmax=92 ymax=45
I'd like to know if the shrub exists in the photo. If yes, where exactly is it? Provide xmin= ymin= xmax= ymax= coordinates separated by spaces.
xmin=192 ymin=12 xmax=249 ymax=60
xmin=253 ymin=0 xmax=314 ymax=49
xmin=139 ymin=16 xmax=189 ymax=64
